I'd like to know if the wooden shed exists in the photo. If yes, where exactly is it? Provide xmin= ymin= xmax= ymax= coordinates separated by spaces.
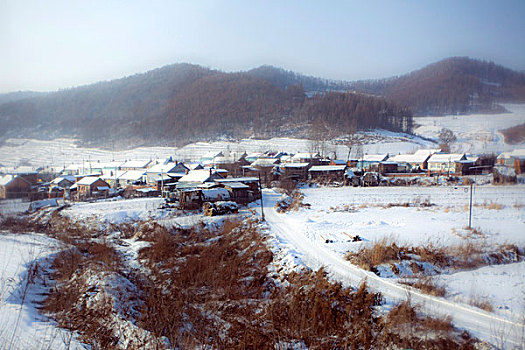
xmin=0 ymin=175 xmax=32 ymax=199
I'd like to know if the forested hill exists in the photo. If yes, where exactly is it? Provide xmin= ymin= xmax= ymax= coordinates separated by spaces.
xmin=0 ymin=57 xmax=523 ymax=146
xmin=350 ymin=57 xmax=525 ymax=115
xmin=0 ymin=65 xmax=411 ymax=146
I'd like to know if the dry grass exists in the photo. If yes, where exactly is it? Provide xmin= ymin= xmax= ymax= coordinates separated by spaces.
xmin=346 ymin=238 xmax=524 ymax=275
xmin=37 ymin=213 xmax=482 ymax=349
xmin=400 ymin=276 xmax=446 ymax=297
xmin=469 ymin=296 xmax=494 ymax=312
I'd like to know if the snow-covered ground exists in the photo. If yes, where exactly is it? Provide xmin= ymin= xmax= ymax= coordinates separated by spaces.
xmin=0 ymin=233 xmax=82 ymax=350
xmin=414 ymin=103 xmax=525 ymax=154
xmin=259 ymin=185 xmax=525 ymax=347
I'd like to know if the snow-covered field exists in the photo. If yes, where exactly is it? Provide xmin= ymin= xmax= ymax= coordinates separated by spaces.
xmin=264 ymin=185 xmax=525 ymax=320
xmin=414 ymin=103 xmax=525 ymax=154
xmin=0 ymin=234 xmax=82 ymax=350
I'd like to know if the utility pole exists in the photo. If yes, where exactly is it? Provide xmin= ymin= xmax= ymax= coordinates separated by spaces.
xmin=258 ymin=173 xmax=265 ymax=221
xmin=468 ymin=183 xmax=473 ymax=228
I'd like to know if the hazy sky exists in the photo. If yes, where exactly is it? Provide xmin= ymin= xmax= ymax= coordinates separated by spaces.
xmin=2 ymin=0 xmax=525 ymax=93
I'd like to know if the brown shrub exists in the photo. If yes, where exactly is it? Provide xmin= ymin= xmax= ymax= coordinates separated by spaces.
xmin=400 ymin=276 xmax=446 ymax=297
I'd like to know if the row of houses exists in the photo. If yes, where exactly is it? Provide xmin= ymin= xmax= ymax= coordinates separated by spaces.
xmin=2 ymin=147 xmax=524 ymax=200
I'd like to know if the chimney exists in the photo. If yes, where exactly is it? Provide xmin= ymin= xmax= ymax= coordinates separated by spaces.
xmin=209 ymin=168 xmax=212 ymax=176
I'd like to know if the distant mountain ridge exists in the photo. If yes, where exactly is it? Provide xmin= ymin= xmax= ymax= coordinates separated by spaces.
xmin=0 ymin=57 xmax=523 ymax=146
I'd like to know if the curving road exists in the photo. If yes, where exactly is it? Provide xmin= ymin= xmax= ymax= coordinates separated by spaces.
xmin=259 ymin=189 xmax=524 ymax=348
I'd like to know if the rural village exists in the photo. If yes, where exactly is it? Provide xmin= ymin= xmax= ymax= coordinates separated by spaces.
xmin=1 ymin=147 xmax=525 ymax=211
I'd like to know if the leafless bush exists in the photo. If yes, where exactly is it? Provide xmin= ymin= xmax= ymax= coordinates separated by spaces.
xmin=346 ymin=238 xmax=524 ymax=275
xmin=400 ymin=276 xmax=446 ymax=297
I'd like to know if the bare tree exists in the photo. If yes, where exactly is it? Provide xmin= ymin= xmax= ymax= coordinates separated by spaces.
xmin=438 ymin=128 xmax=457 ymax=153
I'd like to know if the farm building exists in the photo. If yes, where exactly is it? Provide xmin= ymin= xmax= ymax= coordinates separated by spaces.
xmin=454 ymin=160 xmax=476 ymax=176
xmin=389 ymin=151 xmax=432 ymax=171
xmin=50 ymin=175 xmax=75 ymax=189
xmin=213 ymin=153 xmax=250 ymax=177
xmin=0 ymin=175 xmax=32 ymax=199
xmin=220 ymin=182 xmax=250 ymax=204
xmin=291 ymin=152 xmax=321 ymax=164
xmin=308 ymin=165 xmax=347 ymax=182
xmin=356 ymin=154 xmax=389 ymax=171
xmin=280 ymin=163 xmax=310 ymax=181
xmin=427 ymin=153 xmax=466 ymax=174
xmin=146 ymin=162 xmax=189 ymax=184
xmin=118 ymin=171 xmax=147 ymax=187
xmin=76 ymin=177 xmax=110 ymax=198
xmin=378 ymin=161 xmax=399 ymax=174
xmin=215 ymin=177 xmax=260 ymax=197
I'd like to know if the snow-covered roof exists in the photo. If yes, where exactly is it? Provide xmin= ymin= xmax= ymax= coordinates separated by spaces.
xmin=282 ymin=162 xmax=310 ymax=168
xmin=179 ymin=169 xmax=221 ymax=183
xmin=309 ymin=165 xmax=346 ymax=172
xmin=0 ymin=174 xmax=15 ymax=186
xmin=466 ymin=154 xmax=479 ymax=162
xmin=76 ymin=176 xmax=103 ymax=185
xmin=428 ymin=153 xmax=466 ymax=163
xmin=251 ymin=158 xmax=279 ymax=167
xmin=222 ymin=182 xmax=249 ymax=189
xmin=119 ymin=170 xmax=146 ymax=181
xmin=291 ymin=152 xmax=319 ymax=161
xmin=186 ymin=162 xmax=204 ymax=170
xmin=215 ymin=177 xmax=259 ymax=183
xmin=330 ymin=159 xmax=347 ymax=165
xmin=51 ymin=175 xmax=76 ymax=184
xmin=389 ymin=153 xmax=430 ymax=163
xmin=149 ymin=174 xmax=173 ymax=182
xmin=279 ymin=155 xmax=294 ymax=163
xmin=121 ymin=160 xmax=151 ymax=169
xmin=361 ymin=154 xmax=389 ymax=162
xmin=147 ymin=162 xmax=179 ymax=174
xmin=246 ymin=152 xmax=264 ymax=159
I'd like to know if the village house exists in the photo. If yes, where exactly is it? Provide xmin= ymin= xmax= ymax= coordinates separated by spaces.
xmin=212 ymin=153 xmax=250 ymax=177
xmin=356 ymin=154 xmax=389 ymax=171
xmin=200 ymin=151 xmax=224 ymax=166
xmin=427 ymin=153 xmax=466 ymax=174
xmin=76 ymin=176 xmax=110 ymax=198
xmin=245 ymin=152 xmax=265 ymax=163
xmin=178 ymin=169 xmax=225 ymax=184
xmin=118 ymin=170 xmax=147 ymax=187
xmin=215 ymin=177 xmax=261 ymax=202
xmin=308 ymin=165 xmax=347 ymax=182
xmin=120 ymin=160 xmax=152 ymax=172
xmin=146 ymin=162 xmax=189 ymax=185
xmin=250 ymin=158 xmax=281 ymax=186
xmin=291 ymin=152 xmax=321 ymax=164
xmin=280 ymin=163 xmax=310 ymax=181
xmin=101 ymin=170 xmax=127 ymax=188
xmin=389 ymin=150 xmax=434 ymax=171
xmin=378 ymin=161 xmax=399 ymax=175
xmin=0 ymin=174 xmax=32 ymax=199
